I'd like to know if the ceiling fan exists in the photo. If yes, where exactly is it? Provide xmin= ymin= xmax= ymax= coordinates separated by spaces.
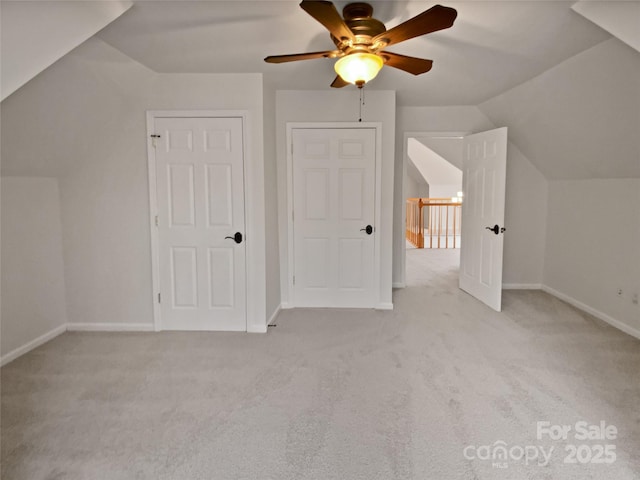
xmin=264 ymin=1 xmax=457 ymax=88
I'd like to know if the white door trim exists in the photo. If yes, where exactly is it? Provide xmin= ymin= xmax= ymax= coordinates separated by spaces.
xmin=285 ymin=122 xmax=383 ymax=308
xmin=399 ymin=130 xmax=468 ymax=288
xmin=146 ymin=110 xmax=257 ymax=331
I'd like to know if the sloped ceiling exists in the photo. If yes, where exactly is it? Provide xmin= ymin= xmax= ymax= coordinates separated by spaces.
xmin=415 ymin=136 xmax=464 ymax=170
xmin=1 ymin=38 xmax=153 ymax=177
xmin=0 ymin=0 xmax=132 ymax=100
xmin=479 ymin=38 xmax=640 ymax=180
xmin=407 ymin=138 xmax=462 ymax=186
xmin=572 ymin=0 xmax=640 ymax=53
xmin=3 ymin=1 xmax=638 ymax=182
xmin=95 ymin=0 xmax=611 ymax=106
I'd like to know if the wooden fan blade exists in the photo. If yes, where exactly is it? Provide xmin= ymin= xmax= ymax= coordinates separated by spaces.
xmin=380 ymin=52 xmax=433 ymax=75
xmin=372 ymin=5 xmax=457 ymax=48
xmin=330 ymin=75 xmax=349 ymax=88
xmin=300 ymin=0 xmax=354 ymax=42
xmin=264 ymin=50 xmax=339 ymax=63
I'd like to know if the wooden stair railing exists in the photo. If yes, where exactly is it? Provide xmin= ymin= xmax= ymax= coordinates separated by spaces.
xmin=406 ymin=197 xmax=462 ymax=249
xmin=406 ymin=197 xmax=425 ymax=248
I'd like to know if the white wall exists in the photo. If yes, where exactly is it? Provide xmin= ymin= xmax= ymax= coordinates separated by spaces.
xmin=263 ymin=80 xmax=281 ymax=321
xmin=502 ymin=142 xmax=547 ymax=287
xmin=543 ymin=179 xmax=640 ymax=336
xmin=1 ymin=0 xmax=132 ymax=100
xmin=1 ymin=38 xmax=268 ymax=332
xmin=428 ymin=185 xmax=461 ymax=199
xmin=476 ymin=34 xmax=639 ymax=330
xmin=1 ymin=177 xmax=68 ymax=363
xmin=276 ymin=90 xmax=396 ymax=308
xmin=405 ymin=174 xmax=428 ymax=200
xmin=405 ymin=157 xmax=429 ymax=199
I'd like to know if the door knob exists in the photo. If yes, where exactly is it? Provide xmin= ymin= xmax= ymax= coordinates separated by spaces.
xmin=360 ymin=225 xmax=373 ymax=235
xmin=225 ymin=232 xmax=243 ymax=244
xmin=485 ymin=225 xmax=506 ymax=235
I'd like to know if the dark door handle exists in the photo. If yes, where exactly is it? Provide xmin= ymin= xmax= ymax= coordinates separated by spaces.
xmin=225 ymin=232 xmax=243 ymax=244
xmin=485 ymin=225 xmax=506 ymax=235
xmin=360 ymin=225 xmax=373 ymax=235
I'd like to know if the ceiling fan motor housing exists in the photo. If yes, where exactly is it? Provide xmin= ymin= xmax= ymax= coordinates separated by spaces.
xmin=331 ymin=2 xmax=386 ymax=50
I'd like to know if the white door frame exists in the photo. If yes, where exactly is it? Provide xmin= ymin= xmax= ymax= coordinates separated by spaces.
xmin=146 ymin=110 xmax=259 ymax=332
xmin=399 ymin=131 xmax=468 ymax=287
xmin=285 ymin=122 xmax=383 ymax=308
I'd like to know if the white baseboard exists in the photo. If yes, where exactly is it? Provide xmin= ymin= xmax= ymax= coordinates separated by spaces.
xmin=66 ymin=323 xmax=155 ymax=332
xmin=246 ymin=305 xmax=281 ymax=333
xmin=267 ymin=305 xmax=281 ymax=326
xmin=1 ymin=323 xmax=67 ymax=367
xmin=541 ymin=284 xmax=640 ymax=341
xmin=280 ymin=302 xmax=293 ymax=309
xmin=503 ymin=283 xmax=542 ymax=290
xmin=247 ymin=324 xmax=267 ymax=333
xmin=376 ymin=302 xmax=394 ymax=310
xmin=392 ymin=282 xmax=406 ymax=289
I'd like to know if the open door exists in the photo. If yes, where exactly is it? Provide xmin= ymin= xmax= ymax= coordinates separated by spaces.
xmin=459 ymin=127 xmax=508 ymax=311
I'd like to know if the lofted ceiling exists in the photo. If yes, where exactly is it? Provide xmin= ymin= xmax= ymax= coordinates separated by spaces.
xmin=96 ymin=0 xmax=612 ymax=106
xmin=0 ymin=0 xmax=132 ymax=100
xmin=408 ymin=137 xmax=462 ymax=186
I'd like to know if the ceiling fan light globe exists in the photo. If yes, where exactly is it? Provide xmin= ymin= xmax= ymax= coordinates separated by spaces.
xmin=334 ymin=53 xmax=383 ymax=86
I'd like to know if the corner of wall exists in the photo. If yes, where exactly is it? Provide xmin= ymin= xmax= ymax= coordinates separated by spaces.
xmin=1 ymin=176 xmax=68 ymax=364
xmin=541 ymin=179 xmax=640 ymax=338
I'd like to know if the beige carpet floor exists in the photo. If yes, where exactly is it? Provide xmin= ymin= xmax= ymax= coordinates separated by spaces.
xmin=2 ymin=249 xmax=639 ymax=479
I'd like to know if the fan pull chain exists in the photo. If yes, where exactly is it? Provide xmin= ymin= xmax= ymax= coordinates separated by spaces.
xmin=358 ymin=86 xmax=365 ymax=122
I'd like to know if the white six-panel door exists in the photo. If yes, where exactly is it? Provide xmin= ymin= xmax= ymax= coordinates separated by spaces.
xmin=459 ymin=127 xmax=508 ymax=311
xmin=155 ymin=117 xmax=246 ymax=330
xmin=292 ymin=128 xmax=377 ymax=308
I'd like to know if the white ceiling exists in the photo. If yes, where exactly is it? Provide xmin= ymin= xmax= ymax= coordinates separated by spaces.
xmin=96 ymin=0 xmax=612 ymax=106
xmin=408 ymin=137 xmax=462 ymax=186
xmin=415 ymin=135 xmax=464 ymax=170
xmin=0 ymin=0 xmax=132 ymax=100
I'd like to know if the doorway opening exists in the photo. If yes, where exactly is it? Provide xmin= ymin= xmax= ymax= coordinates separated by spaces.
xmin=403 ymin=133 xmax=465 ymax=288
xmin=402 ymin=128 xmax=508 ymax=311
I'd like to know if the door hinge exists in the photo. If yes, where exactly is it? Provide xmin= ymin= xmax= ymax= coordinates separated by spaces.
xmin=155 ymin=215 xmax=159 ymax=227
xmin=158 ymin=293 xmax=161 ymax=303
xmin=293 ymin=275 xmax=295 ymax=285
xmin=150 ymin=134 xmax=161 ymax=148
xmin=292 ymin=210 xmax=294 ymax=221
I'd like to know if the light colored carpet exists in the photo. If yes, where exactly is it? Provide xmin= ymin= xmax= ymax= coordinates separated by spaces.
xmin=2 ymin=249 xmax=639 ymax=479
